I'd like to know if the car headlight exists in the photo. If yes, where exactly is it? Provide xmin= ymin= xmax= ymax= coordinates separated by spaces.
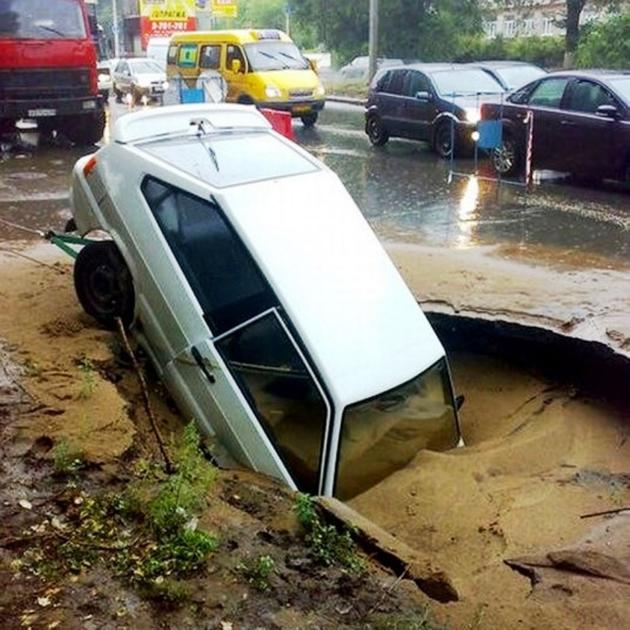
xmin=265 ymin=86 xmax=282 ymax=99
xmin=465 ymin=107 xmax=481 ymax=124
xmin=314 ymin=84 xmax=325 ymax=97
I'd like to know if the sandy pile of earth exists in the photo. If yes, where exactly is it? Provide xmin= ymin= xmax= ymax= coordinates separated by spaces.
xmin=351 ymin=351 xmax=630 ymax=629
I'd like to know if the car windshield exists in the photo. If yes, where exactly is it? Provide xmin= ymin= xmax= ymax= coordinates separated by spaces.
xmin=495 ymin=65 xmax=546 ymax=91
xmin=432 ymin=69 xmax=504 ymax=96
xmin=0 ymin=0 xmax=86 ymax=39
xmin=139 ymin=131 xmax=319 ymax=188
xmin=244 ymin=41 xmax=309 ymax=71
xmin=130 ymin=60 xmax=164 ymax=74
xmin=609 ymin=77 xmax=630 ymax=103
xmin=335 ymin=359 xmax=459 ymax=500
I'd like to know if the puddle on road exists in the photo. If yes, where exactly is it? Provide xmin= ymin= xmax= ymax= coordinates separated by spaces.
xmin=351 ymin=314 xmax=630 ymax=628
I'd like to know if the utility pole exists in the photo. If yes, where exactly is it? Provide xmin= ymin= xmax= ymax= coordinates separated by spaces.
xmin=285 ymin=4 xmax=292 ymax=37
xmin=368 ymin=0 xmax=378 ymax=82
xmin=112 ymin=0 xmax=120 ymax=57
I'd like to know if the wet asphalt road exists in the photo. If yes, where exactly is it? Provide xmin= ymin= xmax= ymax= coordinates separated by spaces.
xmin=1 ymin=99 xmax=628 ymax=269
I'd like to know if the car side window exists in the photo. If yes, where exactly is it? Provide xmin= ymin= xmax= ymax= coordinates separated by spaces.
xmin=142 ymin=177 xmax=276 ymax=335
xmin=200 ymin=45 xmax=221 ymax=70
xmin=227 ymin=45 xmax=246 ymax=72
xmin=383 ymin=70 xmax=406 ymax=96
xmin=527 ymin=77 xmax=570 ymax=108
xmin=167 ymin=45 xmax=178 ymax=65
xmin=565 ymin=79 xmax=616 ymax=114
xmin=404 ymin=71 xmax=430 ymax=97
xmin=375 ymin=70 xmax=391 ymax=93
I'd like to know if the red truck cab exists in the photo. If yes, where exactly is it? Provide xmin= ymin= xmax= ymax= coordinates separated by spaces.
xmin=0 ymin=0 xmax=105 ymax=145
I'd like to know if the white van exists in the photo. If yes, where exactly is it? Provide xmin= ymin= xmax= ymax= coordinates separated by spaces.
xmin=69 ymin=105 xmax=462 ymax=499
xmin=146 ymin=36 xmax=171 ymax=69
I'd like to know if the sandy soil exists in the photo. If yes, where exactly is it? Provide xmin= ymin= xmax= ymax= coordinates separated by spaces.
xmin=352 ymin=351 xmax=630 ymax=629
xmin=1 ymin=242 xmax=629 ymax=629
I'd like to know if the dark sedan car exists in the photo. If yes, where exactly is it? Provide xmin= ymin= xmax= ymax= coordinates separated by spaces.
xmin=467 ymin=61 xmax=547 ymax=92
xmin=481 ymin=70 xmax=630 ymax=182
xmin=365 ymin=63 xmax=505 ymax=157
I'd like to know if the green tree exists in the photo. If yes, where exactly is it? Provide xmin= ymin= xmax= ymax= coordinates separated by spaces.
xmin=292 ymin=0 xmax=483 ymax=65
xmin=576 ymin=11 xmax=630 ymax=68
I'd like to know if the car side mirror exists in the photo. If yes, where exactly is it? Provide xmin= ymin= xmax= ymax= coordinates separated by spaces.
xmin=415 ymin=90 xmax=431 ymax=102
xmin=595 ymin=104 xmax=619 ymax=119
xmin=231 ymin=59 xmax=242 ymax=74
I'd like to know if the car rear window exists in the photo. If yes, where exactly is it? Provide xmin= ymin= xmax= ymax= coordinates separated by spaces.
xmin=0 ymin=0 xmax=86 ymax=40
xmin=139 ymin=131 xmax=319 ymax=188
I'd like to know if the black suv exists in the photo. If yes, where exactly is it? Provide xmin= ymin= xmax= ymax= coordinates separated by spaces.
xmin=365 ymin=63 xmax=504 ymax=157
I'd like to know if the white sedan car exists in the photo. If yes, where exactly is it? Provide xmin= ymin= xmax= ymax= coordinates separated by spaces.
xmin=70 ymin=105 xmax=462 ymax=499
xmin=112 ymin=57 xmax=168 ymax=103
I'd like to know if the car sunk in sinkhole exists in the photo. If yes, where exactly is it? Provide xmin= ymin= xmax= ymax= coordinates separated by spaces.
xmin=70 ymin=104 xmax=462 ymax=499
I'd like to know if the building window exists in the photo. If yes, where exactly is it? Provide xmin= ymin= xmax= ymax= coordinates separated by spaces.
xmin=523 ymin=18 xmax=535 ymax=36
xmin=485 ymin=21 xmax=498 ymax=38
xmin=504 ymin=20 xmax=517 ymax=38
xmin=542 ymin=17 xmax=554 ymax=36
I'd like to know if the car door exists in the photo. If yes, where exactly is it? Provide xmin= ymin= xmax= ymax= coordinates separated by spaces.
xmin=561 ymin=78 xmax=620 ymax=178
xmin=140 ymin=177 xmax=332 ymax=494
xmin=114 ymin=60 xmax=130 ymax=93
xmin=223 ymin=44 xmax=248 ymax=102
xmin=399 ymin=70 xmax=437 ymax=140
xmin=523 ymin=76 xmax=571 ymax=170
xmin=377 ymin=69 xmax=408 ymax=136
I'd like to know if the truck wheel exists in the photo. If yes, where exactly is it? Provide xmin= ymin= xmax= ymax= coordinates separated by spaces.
xmin=366 ymin=115 xmax=389 ymax=146
xmin=74 ymin=241 xmax=135 ymax=330
xmin=60 ymin=110 xmax=106 ymax=146
xmin=300 ymin=113 xmax=318 ymax=127
xmin=493 ymin=132 xmax=521 ymax=176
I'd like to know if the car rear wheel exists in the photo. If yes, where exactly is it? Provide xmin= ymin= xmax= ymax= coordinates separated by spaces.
xmin=74 ymin=241 xmax=135 ymax=330
xmin=301 ymin=113 xmax=318 ymax=127
xmin=434 ymin=121 xmax=454 ymax=159
xmin=493 ymin=132 xmax=521 ymax=177
xmin=366 ymin=115 xmax=389 ymax=146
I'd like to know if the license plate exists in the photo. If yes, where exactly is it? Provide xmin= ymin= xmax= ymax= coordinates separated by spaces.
xmin=28 ymin=108 xmax=56 ymax=117
xmin=293 ymin=105 xmax=310 ymax=114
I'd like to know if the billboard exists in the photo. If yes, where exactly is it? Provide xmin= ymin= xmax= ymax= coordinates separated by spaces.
xmin=211 ymin=0 xmax=238 ymax=18
xmin=139 ymin=0 xmax=197 ymax=49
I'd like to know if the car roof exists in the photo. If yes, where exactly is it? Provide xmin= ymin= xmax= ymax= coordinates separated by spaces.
xmin=169 ymin=29 xmax=292 ymax=45
xmin=468 ymin=60 xmax=540 ymax=69
xmin=112 ymin=104 xmax=272 ymax=144
xmin=546 ymin=69 xmax=630 ymax=81
xmin=385 ymin=63 xmax=476 ymax=74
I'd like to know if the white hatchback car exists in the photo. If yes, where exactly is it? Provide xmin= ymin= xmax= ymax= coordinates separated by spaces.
xmin=70 ymin=104 xmax=461 ymax=499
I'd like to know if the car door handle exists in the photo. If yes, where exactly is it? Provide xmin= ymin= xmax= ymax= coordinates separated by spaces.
xmin=191 ymin=345 xmax=216 ymax=384
xmin=561 ymin=119 xmax=576 ymax=126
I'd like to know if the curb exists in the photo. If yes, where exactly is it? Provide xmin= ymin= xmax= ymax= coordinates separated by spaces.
xmin=326 ymin=95 xmax=366 ymax=107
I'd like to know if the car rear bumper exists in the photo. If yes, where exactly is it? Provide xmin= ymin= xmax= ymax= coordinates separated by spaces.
xmin=0 ymin=96 xmax=102 ymax=120
xmin=257 ymin=99 xmax=326 ymax=118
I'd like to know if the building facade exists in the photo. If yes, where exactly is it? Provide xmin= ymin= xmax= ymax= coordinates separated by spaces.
xmin=482 ymin=1 xmax=619 ymax=39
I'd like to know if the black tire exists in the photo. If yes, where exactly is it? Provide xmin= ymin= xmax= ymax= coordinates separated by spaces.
xmin=74 ymin=241 xmax=135 ymax=329
xmin=300 ymin=113 xmax=318 ymax=127
xmin=59 ymin=109 xmax=106 ymax=146
xmin=492 ymin=132 xmax=521 ymax=177
xmin=434 ymin=121 xmax=455 ymax=159
xmin=366 ymin=114 xmax=389 ymax=146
